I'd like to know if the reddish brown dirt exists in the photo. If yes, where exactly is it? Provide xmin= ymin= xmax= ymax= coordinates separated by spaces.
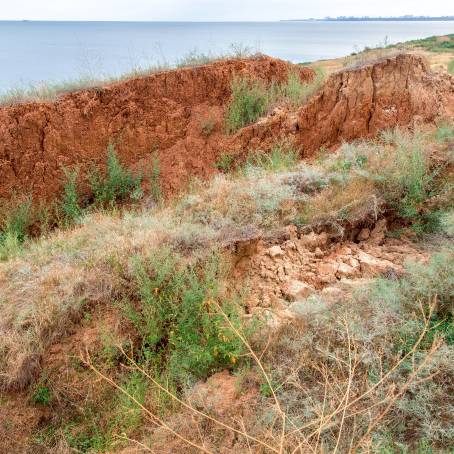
xmin=0 ymin=56 xmax=313 ymax=201
xmin=0 ymin=53 xmax=453 ymax=205
xmin=224 ymin=53 xmax=454 ymax=157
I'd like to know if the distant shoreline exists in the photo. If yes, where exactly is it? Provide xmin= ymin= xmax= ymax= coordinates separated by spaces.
xmin=284 ymin=16 xmax=454 ymax=22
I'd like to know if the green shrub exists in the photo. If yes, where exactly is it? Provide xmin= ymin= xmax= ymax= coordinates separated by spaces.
xmin=245 ymin=144 xmax=299 ymax=172
xmin=125 ymin=250 xmax=246 ymax=394
xmin=225 ymin=68 xmax=325 ymax=134
xmin=215 ymin=153 xmax=235 ymax=172
xmin=0 ymin=197 xmax=33 ymax=259
xmin=225 ymin=77 xmax=269 ymax=133
xmin=32 ymin=385 xmax=52 ymax=406
xmin=379 ymin=139 xmax=444 ymax=234
xmin=448 ymin=59 xmax=454 ymax=75
xmin=59 ymin=168 xmax=82 ymax=225
xmin=89 ymin=144 xmax=142 ymax=207
xmin=277 ymin=67 xmax=325 ymax=107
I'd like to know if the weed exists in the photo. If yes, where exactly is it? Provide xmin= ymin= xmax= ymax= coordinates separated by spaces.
xmin=225 ymin=77 xmax=269 ymax=134
xmin=89 ymin=144 xmax=142 ymax=207
xmin=224 ymin=69 xmax=325 ymax=134
xmin=32 ymin=384 xmax=52 ymax=406
xmin=0 ymin=197 xmax=33 ymax=260
xmin=112 ymin=372 xmax=148 ymax=437
xmin=59 ymin=168 xmax=82 ymax=225
xmin=125 ymin=250 xmax=246 ymax=394
xmin=276 ymin=67 xmax=325 ymax=107
xmin=245 ymin=144 xmax=299 ymax=173
xmin=215 ymin=153 xmax=235 ymax=172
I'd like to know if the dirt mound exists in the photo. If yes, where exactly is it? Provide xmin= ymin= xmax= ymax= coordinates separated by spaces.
xmin=0 ymin=56 xmax=313 ymax=201
xmin=225 ymin=53 xmax=454 ymax=156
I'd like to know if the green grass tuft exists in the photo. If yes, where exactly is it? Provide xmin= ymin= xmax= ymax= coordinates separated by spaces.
xmin=59 ymin=168 xmax=82 ymax=226
xmin=89 ymin=144 xmax=142 ymax=207
xmin=224 ymin=77 xmax=269 ymax=134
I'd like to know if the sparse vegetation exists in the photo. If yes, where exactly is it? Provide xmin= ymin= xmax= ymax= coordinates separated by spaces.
xmin=225 ymin=68 xmax=325 ymax=133
xmin=59 ymin=168 xmax=82 ymax=226
xmin=124 ymin=251 xmax=247 ymax=396
xmin=224 ymin=77 xmax=269 ymax=133
xmin=215 ymin=153 xmax=235 ymax=172
xmin=0 ymin=44 xmax=257 ymax=105
xmin=0 ymin=197 xmax=33 ymax=260
xmin=244 ymin=143 xmax=299 ymax=172
xmin=89 ymin=144 xmax=143 ymax=207
xmin=400 ymin=34 xmax=454 ymax=53
xmin=0 ymin=120 xmax=453 ymax=452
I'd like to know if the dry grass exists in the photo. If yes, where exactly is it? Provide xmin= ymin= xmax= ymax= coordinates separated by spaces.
xmin=87 ymin=252 xmax=454 ymax=452
xmin=1 ymin=126 xmax=452 ymax=392
xmin=0 ymin=45 xmax=259 ymax=106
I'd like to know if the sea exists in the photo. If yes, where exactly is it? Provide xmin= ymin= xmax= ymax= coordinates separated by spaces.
xmin=1 ymin=20 xmax=453 ymax=93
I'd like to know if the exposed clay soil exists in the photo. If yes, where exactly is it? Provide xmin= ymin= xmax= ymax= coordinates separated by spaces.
xmin=231 ymin=221 xmax=429 ymax=325
xmin=1 ymin=53 xmax=453 ymax=203
xmin=0 ymin=56 xmax=313 ymax=201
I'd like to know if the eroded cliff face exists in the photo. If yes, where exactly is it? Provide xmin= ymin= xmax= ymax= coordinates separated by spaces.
xmin=225 ymin=53 xmax=454 ymax=156
xmin=0 ymin=53 xmax=453 ymax=203
xmin=0 ymin=56 xmax=312 ymax=200
xmin=294 ymin=53 xmax=454 ymax=153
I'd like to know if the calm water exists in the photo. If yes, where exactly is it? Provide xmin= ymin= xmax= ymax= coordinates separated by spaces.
xmin=1 ymin=21 xmax=454 ymax=93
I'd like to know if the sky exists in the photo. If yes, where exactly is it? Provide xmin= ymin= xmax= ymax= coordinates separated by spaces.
xmin=1 ymin=0 xmax=453 ymax=21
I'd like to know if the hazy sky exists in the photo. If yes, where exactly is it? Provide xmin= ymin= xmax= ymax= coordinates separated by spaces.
xmin=1 ymin=0 xmax=453 ymax=21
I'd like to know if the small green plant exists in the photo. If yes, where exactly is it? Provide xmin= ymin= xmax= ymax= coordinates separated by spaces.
xmin=89 ymin=144 xmax=142 ymax=207
xmin=225 ymin=69 xmax=325 ymax=134
xmin=215 ymin=153 xmax=235 ymax=172
xmin=124 ymin=250 xmax=247 ymax=396
xmin=245 ymin=144 xmax=299 ymax=172
xmin=59 ymin=168 xmax=82 ymax=225
xmin=149 ymin=153 xmax=161 ymax=203
xmin=113 ymin=372 xmax=148 ymax=435
xmin=277 ymin=67 xmax=325 ymax=107
xmin=0 ymin=197 xmax=33 ymax=260
xmin=381 ymin=141 xmax=443 ymax=235
xmin=225 ymin=77 xmax=269 ymax=133
xmin=448 ymin=59 xmax=454 ymax=75
xmin=32 ymin=385 xmax=52 ymax=406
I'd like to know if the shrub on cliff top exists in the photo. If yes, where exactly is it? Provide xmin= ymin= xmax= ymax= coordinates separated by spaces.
xmin=225 ymin=68 xmax=325 ymax=134
xmin=224 ymin=77 xmax=269 ymax=134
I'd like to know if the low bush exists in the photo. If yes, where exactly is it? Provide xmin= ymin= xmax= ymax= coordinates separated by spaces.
xmin=89 ymin=144 xmax=142 ymax=207
xmin=0 ymin=197 xmax=33 ymax=260
xmin=124 ymin=250 xmax=247 ymax=395
xmin=224 ymin=69 xmax=325 ymax=134
xmin=59 ymin=168 xmax=82 ymax=225
xmin=224 ymin=77 xmax=269 ymax=134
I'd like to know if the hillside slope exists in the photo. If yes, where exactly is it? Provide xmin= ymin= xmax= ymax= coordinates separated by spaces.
xmin=0 ymin=48 xmax=453 ymax=453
